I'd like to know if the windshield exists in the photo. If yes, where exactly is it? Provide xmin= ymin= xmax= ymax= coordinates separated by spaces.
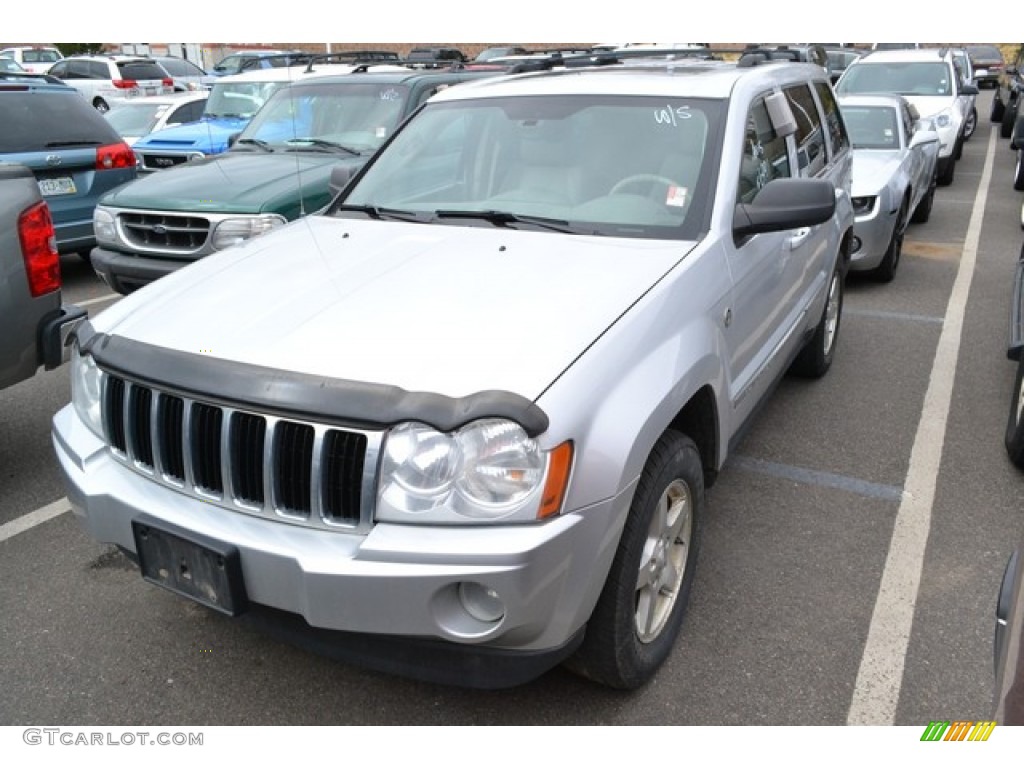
xmin=204 ymin=80 xmax=285 ymax=118
xmin=335 ymin=95 xmax=721 ymax=240
xmin=104 ymin=102 xmax=166 ymax=136
xmin=837 ymin=61 xmax=953 ymax=97
xmin=839 ymin=105 xmax=900 ymax=150
xmin=236 ymin=82 xmax=411 ymax=150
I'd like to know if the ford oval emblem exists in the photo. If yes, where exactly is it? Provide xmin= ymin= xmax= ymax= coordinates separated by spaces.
xmin=152 ymin=224 xmax=168 ymax=235
xmin=45 ymin=154 xmax=62 ymax=167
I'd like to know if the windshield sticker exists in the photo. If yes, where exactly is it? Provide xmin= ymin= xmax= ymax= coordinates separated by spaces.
xmin=666 ymin=186 xmax=688 ymax=208
xmin=375 ymin=126 xmax=387 ymax=138
xmin=655 ymin=104 xmax=693 ymax=127
xmin=379 ymin=88 xmax=401 ymax=101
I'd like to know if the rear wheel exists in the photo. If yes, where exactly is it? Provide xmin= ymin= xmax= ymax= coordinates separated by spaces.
xmin=565 ymin=430 xmax=703 ymax=690
xmin=937 ymin=156 xmax=956 ymax=186
xmin=1006 ymin=356 xmax=1024 ymax=469
xmin=992 ymin=92 xmax=1006 ymax=122
xmin=964 ymin=107 xmax=978 ymax=141
xmin=93 ymin=98 xmax=109 ymax=114
xmin=911 ymin=173 xmax=936 ymax=224
xmin=1002 ymin=97 xmax=1019 ymax=138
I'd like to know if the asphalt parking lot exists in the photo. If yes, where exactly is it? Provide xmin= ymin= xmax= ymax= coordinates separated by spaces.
xmin=1 ymin=88 xmax=1022 ymax=726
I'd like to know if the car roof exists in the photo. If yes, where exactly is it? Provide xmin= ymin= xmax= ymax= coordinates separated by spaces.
xmin=857 ymin=48 xmax=954 ymax=64
xmin=210 ymin=63 xmax=381 ymax=83
xmin=276 ymin=65 xmax=491 ymax=87
xmin=427 ymin=59 xmax=828 ymax=102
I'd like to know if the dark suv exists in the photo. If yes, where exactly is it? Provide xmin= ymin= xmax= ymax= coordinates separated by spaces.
xmin=0 ymin=73 xmax=136 ymax=259
xmin=992 ymin=45 xmax=1024 ymax=137
xmin=965 ymin=44 xmax=1004 ymax=88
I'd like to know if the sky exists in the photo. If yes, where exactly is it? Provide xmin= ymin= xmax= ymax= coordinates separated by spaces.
xmin=7 ymin=4 xmax=997 ymax=48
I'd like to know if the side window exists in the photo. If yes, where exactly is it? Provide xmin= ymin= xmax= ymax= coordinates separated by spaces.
xmin=784 ymin=84 xmax=826 ymax=177
xmin=69 ymin=61 xmax=94 ymax=80
xmin=738 ymin=96 xmax=791 ymax=204
xmin=89 ymin=62 xmax=109 ymax=80
xmin=49 ymin=61 xmax=67 ymax=78
xmin=813 ymin=81 xmax=850 ymax=157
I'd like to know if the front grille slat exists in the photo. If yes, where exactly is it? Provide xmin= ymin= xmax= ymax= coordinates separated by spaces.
xmin=99 ymin=374 xmax=371 ymax=531
xmin=119 ymin=212 xmax=210 ymax=252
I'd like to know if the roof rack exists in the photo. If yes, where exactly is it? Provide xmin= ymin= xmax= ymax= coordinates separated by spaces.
xmin=301 ymin=51 xmax=401 ymax=73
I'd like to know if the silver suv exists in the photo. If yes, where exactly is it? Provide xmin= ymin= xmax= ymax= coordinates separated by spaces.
xmin=52 ymin=55 xmax=853 ymax=689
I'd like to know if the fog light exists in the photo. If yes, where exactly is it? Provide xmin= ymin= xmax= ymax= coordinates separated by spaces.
xmin=458 ymin=582 xmax=505 ymax=623
xmin=851 ymin=236 xmax=862 ymax=253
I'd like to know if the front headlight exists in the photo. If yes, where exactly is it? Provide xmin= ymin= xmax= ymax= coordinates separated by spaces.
xmin=70 ymin=346 xmax=104 ymax=438
xmin=93 ymin=207 xmax=116 ymax=244
xmin=211 ymin=215 xmax=287 ymax=250
xmin=851 ymin=196 xmax=876 ymax=215
xmin=377 ymin=419 xmax=572 ymax=523
xmin=934 ymin=109 xmax=952 ymax=129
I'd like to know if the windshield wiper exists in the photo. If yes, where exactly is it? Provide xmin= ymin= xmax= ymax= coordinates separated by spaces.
xmin=332 ymin=204 xmax=426 ymax=222
xmin=285 ymin=138 xmax=360 ymax=156
xmin=433 ymin=209 xmax=581 ymax=234
xmin=234 ymin=138 xmax=274 ymax=152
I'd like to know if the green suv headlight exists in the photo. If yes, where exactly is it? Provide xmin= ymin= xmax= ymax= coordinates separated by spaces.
xmin=211 ymin=215 xmax=286 ymax=250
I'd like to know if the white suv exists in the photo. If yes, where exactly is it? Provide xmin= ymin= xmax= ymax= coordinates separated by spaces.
xmin=53 ymin=54 xmax=853 ymax=690
xmin=47 ymin=54 xmax=174 ymax=113
xmin=835 ymin=47 xmax=979 ymax=185
xmin=0 ymin=46 xmax=63 ymax=74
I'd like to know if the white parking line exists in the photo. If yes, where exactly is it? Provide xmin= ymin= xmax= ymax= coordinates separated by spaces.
xmin=846 ymin=127 xmax=997 ymax=725
xmin=78 ymin=293 xmax=119 ymax=308
xmin=0 ymin=497 xmax=70 ymax=544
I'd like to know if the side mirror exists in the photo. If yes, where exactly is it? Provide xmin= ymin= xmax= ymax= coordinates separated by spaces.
xmin=961 ymin=83 xmax=980 ymax=96
xmin=328 ymin=163 xmax=358 ymax=197
xmin=733 ymin=178 xmax=836 ymax=239
xmin=910 ymin=127 xmax=939 ymax=149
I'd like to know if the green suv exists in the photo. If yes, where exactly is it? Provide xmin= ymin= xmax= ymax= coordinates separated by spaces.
xmin=90 ymin=66 xmax=497 ymax=294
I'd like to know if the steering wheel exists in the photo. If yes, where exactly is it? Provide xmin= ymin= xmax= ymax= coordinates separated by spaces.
xmin=609 ymin=174 xmax=682 ymax=197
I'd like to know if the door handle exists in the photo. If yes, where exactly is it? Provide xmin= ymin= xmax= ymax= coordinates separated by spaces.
xmin=788 ymin=227 xmax=811 ymax=249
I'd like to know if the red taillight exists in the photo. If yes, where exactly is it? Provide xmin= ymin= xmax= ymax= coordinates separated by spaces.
xmin=18 ymin=201 xmax=60 ymax=297
xmin=96 ymin=142 xmax=135 ymax=170
xmin=111 ymin=79 xmax=137 ymax=89
xmin=162 ymin=77 xmax=173 ymax=87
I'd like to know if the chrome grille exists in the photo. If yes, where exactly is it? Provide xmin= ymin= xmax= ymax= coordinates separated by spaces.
xmin=119 ymin=211 xmax=211 ymax=253
xmin=103 ymin=374 xmax=373 ymax=530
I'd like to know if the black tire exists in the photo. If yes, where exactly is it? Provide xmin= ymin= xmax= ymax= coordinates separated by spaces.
xmin=1002 ymin=97 xmax=1018 ymax=138
xmin=790 ymin=261 xmax=843 ymax=378
xmin=1006 ymin=356 xmax=1024 ymax=469
xmin=1015 ymin=149 xmax=1024 ymax=192
xmin=869 ymin=201 xmax=907 ymax=283
xmin=565 ymin=430 xmax=703 ymax=690
xmin=964 ymin=107 xmax=978 ymax=141
xmin=992 ymin=93 xmax=1006 ymax=122
xmin=93 ymin=98 xmax=109 ymax=114
xmin=911 ymin=173 xmax=936 ymax=224
xmin=937 ymin=155 xmax=956 ymax=186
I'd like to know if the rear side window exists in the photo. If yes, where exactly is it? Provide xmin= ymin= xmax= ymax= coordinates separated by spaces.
xmin=117 ymin=61 xmax=168 ymax=81
xmin=813 ymin=81 xmax=850 ymax=156
xmin=784 ymin=83 xmax=826 ymax=177
xmin=0 ymin=91 xmax=121 ymax=152
xmin=738 ymin=96 xmax=791 ymax=203
xmin=25 ymin=49 xmax=61 ymax=64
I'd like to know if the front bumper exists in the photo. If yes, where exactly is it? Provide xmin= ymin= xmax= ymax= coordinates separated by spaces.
xmin=90 ymin=246 xmax=192 ymax=295
xmin=51 ymin=404 xmax=623 ymax=687
xmin=849 ymin=196 xmax=897 ymax=271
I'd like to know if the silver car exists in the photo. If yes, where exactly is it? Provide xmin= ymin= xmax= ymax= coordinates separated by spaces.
xmin=839 ymin=93 xmax=939 ymax=282
xmin=52 ymin=56 xmax=853 ymax=690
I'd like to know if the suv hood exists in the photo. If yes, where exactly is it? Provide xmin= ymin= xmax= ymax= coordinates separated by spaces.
xmin=93 ymin=216 xmax=693 ymax=400
xmin=133 ymin=117 xmax=250 ymax=150
xmin=100 ymin=152 xmax=365 ymax=214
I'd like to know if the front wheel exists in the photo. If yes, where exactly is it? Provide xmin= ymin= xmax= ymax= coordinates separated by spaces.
xmin=937 ymin=156 xmax=956 ymax=186
xmin=992 ymin=92 xmax=1006 ymax=122
xmin=911 ymin=173 xmax=936 ymax=224
xmin=1015 ymin=149 xmax=1024 ymax=192
xmin=790 ymin=262 xmax=843 ymax=378
xmin=1002 ymin=97 xmax=1019 ymax=138
xmin=869 ymin=201 xmax=907 ymax=283
xmin=565 ymin=430 xmax=703 ymax=690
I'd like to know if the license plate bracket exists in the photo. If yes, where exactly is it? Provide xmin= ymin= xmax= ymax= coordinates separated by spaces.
xmin=131 ymin=514 xmax=248 ymax=616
